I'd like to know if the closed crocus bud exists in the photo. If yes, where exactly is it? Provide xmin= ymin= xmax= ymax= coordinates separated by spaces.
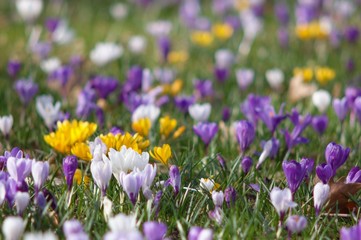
xmin=119 ymin=171 xmax=143 ymax=205
xmin=193 ymin=122 xmax=218 ymax=147
xmin=62 ymin=155 xmax=78 ymax=191
xmin=270 ymin=187 xmax=297 ymax=222
xmin=168 ymin=165 xmax=181 ymax=195
xmin=0 ymin=115 xmax=13 ymax=138
xmin=31 ymin=161 xmax=49 ymax=192
xmin=188 ymin=103 xmax=212 ymax=122
xmin=316 ymin=163 xmax=333 ymax=184
xmin=265 ymin=68 xmax=284 ymax=90
xmin=15 ymin=191 xmax=30 ymax=215
xmin=333 ymin=97 xmax=348 ymax=122
xmin=7 ymin=60 xmax=22 ymax=78
xmin=16 ymin=0 xmax=43 ymax=23
xmin=313 ymin=182 xmax=330 ymax=216
xmin=256 ymin=139 xmax=273 ymax=169
xmin=340 ymin=221 xmax=361 ymax=240
xmin=345 ymin=166 xmax=361 ymax=183
xmin=91 ymin=154 xmax=112 ymax=197
xmin=300 ymin=158 xmax=314 ymax=179
xmin=354 ymin=97 xmax=361 ymax=123
xmin=312 ymin=115 xmax=328 ymax=135
xmin=224 ymin=187 xmax=237 ymax=207
xmin=221 ymin=107 xmax=231 ymax=122
xmin=212 ymin=191 xmax=224 ymax=207
xmin=2 ymin=216 xmax=25 ymax=240
xmin=325 ymin=142 xmax=350 ymax=175
xmin=241 ymin=156 xmax=253 ymax=174
xmin=286 ymin=215 xmax=307 ymax=234
xmin=143 ymin=221 xmax=167 ymax=240
xmin=312 ymin=90 xmax=331 ymax=113
xmin=235 ymin=69 xmax=254 ymax=90
xmin=282 ymin=160 xmax=307 ymax=197
xmin=14 ymin=79 xmax=38 ymax=106
xmin=235 ymin=120 xmax=255 ymax=152
xmin=188 ymin=227 xmax=213 ymax=240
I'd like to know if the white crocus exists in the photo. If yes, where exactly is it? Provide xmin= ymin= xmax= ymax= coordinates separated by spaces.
xmin=132 ymin=104 xmax=160 ymax=124
xmin=270 ymin=187 xmax=297 ymax=217
xmin=313 ymin=182 xmax=330 ymax=215
xmin=108 ymin=146 xmax=149 ymax=181
xmin=103 ymin=196 xmax=113 ymax=221
xmin=109 ymin=3 xmax=128 ymax=20
xmin=90 ymin=42 xmax=123 ymax=67
xmin=15 ymin=192 xmax=30 ymax=215
xmin=140 ymin=164 xmax=157 ymax=199
xmin=16 ymin=0 xmax=43 ymax=22
xmin=235 ymin=69 xmax=254 ymax=90
xmin=40 ymin=57 xmax=61 ymax=73
xmin=52 ymin=20 xmax=74 ymax=45
xmin=212 ymin=191 xmax=224 ymax=207
xmin=108 ymin=213 xmax=137 ymax=233
xmin=36 ymin=95 xmax=61 ymax=129
xmin=265 ymin=69 xmax=284 ymax=90
xmin=312 ymin=90 xmax=331 ymax=113
xmin=256 ymin=140 xmax=273 ymax=169
xmin=2 ymin=216 xmax=25 ymax=240
xmin=188 ymin=103 xmax=211 ymax=122
xmin=0 ymin=115 xmax=13 ymax=137
xmin=146 ymin=20 xmax=172 ymax=37
xmin=215 ymin=49 xmax=234 ymax=68
xmin=128 ymin=36 xmax=147 ymax=54
xmin=0 ymin=182 xmax=5 ymax=205
xmin=200 ymin=178 xmax=215 ymax=192
xmin=91 ymin=153 xmax=112 ymax=196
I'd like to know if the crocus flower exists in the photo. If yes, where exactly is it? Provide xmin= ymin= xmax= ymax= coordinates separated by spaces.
xmin=174 ymin=95 xmax=195 ymax=113
xmin=63 ymin=219 xmax=89 ymax=240
xmin=14 ymin=192 xmax=30 ymax=215
xmin=221 ymin=107 xmax=231 ymax=122
xmin=270 ymin=187 xmax=297 ymax=222
xmin=200 ymin=178 xmax=217 ymax=192
xmin=257 ymin=103 xmax=287 ymax=134
xmin=36 ymin=95 xmax=61 ymax=129
xmin=316 ymin=163 xmax=333 ymax=184
xmin=241 ymin=94 xmax=271 ymax=125
xmin=282 ymin=160 xmax=307 ymax=197
xmin=340 ymin=221 xmax=361 ymax=240
xmin=215 ymin=49 xmax=234 ymax=68
xmin=344 ymin=26 xmax=359 ymax=43
xmin=235 ymin=69 xmax=254 ymax=90
xmin=212 ymin=190 xmax=224 ymax=208
xmin=265 ymin=69 xmax=284 ymax=90
xmin=224 ymin=186 xmax=236 ymax=207
xmin=7 ymin=157 xmax=32 ymax=184
xmin=165 ymin=165 xmax=181 ymax=195
xmin=90 ymin=75 xmax=119 ymax=99
xmin=354 ymin=97 xmax=361 ymax=123
xmin=188 ymin=227 xmax=213 ymax=240
xmin=345 ymin=167 xmax=361 ymax=183
xmin=313 ymin=182 xmax=330 ymax=216
xmin=275 ymin=2 xmax=289 ymax=25
xmin=284 ymin=113 xmax=312 ymax=150
xmin=14 ymin=79 xmax=38 ymax=106
xmin=234 ymin=120 xmax=255 ymax=152
xmin=157 ymin=36 xmax=171 ymax=62
xmin=286 ymin=215 xmax=307 ymax=235
xmin=149 ymin=144 xmax=172 ymax=165
xmin=194 ymin=79 xmax=214 ymax=99
xmin=2 ymin=216 xmax=25 ymax=240
xmin=143 ymin=221 xmax=167 ymax=240
xmin=241 ymin=156 xmax=253 ymax=174
xmin=128 ymin=35 xmax=147 ymax=54
xmin=0 ymin=182 xmax=5 ymax=205
xmin=333 ymin=98 xmax=348 ymax=122
xmin=140 ymin=164 xmax=157 ymax=199
xmin=300 ymin=157 xmax=314 ymax=179
xmin=49 ymin=65 xmax=73 ymax=86
xmin=7 ymin=60 xmax=22 ymax=78
xmin=23 ymin=231 xmax=58 ymax=240
xmin=118 ymin=171 xmax=143 ymax=205
xmin=312 ymin=115 xmax=328 ymax=135
xmin=325 ymin=142 xmax=350 ymax=175
xmin=188 ymin=103 xmax=211 ymax=122
xmin=193 ymin=122 xmax=218 ymax=147
xmin=63 ymin=155 xmax=78 ymax=191
xmin=31 ymin=161 xmax=49 ymax=192
xmin=91 ymin=151 xmax=112 ymax=197
xmin=132 ymin=104 xmax=160 ymax=124
xmin=0 ymin=115 xmax=13 ymax=138
xmin=312 ymin=90 xmax=331 ymax=113
xmin=90 ymin=42 xmax=123 ymax=66
xmin=16 ymin=0 xmax=43 ymax=22
xmin=214 ymin=67 xmax=229 ymax=82
xmin=208 ymin=205 xmax=223 ymax=225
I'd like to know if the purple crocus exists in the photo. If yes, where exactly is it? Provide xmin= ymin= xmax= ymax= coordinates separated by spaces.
xmin=236 ymin=69 xmax=254 ymax=90
xmin=221 ymin=107 xmax=231 ymax=122
xmin=354 ymin=97 xmax=361 ymax=123
xmin=340 ymin=221 xmax=361 ymax=240
xmin=31 ymin=161 xmax=50 ymax=192
xmin=234 ymin=120 xmax=255 ymax=152
xmin=241 ymin=156 xmax=252 ymax=174
xmin=7 ymin=60 xmax=22 ymax=78
xmin=275 ymin=2 xmax=289 ymax=26
xmin=284 ymin=113 xmax=312 ymax=150
xmin=143 ymin=221 xmax=167 ymax=240
xmin=316 ymin=163 xmax=333 ymax=184
xmin=345 ymin=167 xmax=361 ymax=183
xmin=241 ymin=94 xmax=271 ymax=126
xmin=45 ymin=18 xmax=60 ymax=33
xmin=188 ymin=227 xmax=213 ymax=240
xmin=282 ymin=160 xmax=307 ymax=197
xmin=278 ymin=27 xmax=289 ymax=48
xmin=214 ymin=67 xmax=229 ymax=83
xmin=257 ymin=103 xmax=287 ymax=134
xmin=6 ymin=157 xmax=33 ymax=185
xmin=194 ymin=79 xmax=214 ymax=99
xmin=325 ymin=142 xmax=350 ymax=175
xmin=312 ymin=115 xmax=328 ymax=135
xmin=344 ymin=26 xmax=359 ymax=43
xmin=31 ymin=41 xmax=52 ymax=59
xmin=14 ymin=79 xmax=39 ymax=106
xmin=90 ymin=75 xmax=119 ymax=99
xmin=174 ymin=95 xmax=195 ymax=113
xmin=119 ymin=171 xmax=143 ymax=205
xmin=300 ymin=158 xmax=314 ymax=180
xmin=216 ymin=154 xmax=227 ymax=170
xmin=49 ymin=65 xmax=73 ymax=86
xmin=124 ymin=66 xmax=143 ymax=92
xmin=166 ymin=165 xmax=181 ymax=195
xmin=193 ymin=122 xmax=218 ymax=147
xmin=224 ymin=186 xmax=237 ymax=207
xmin=157 ymin=36 xmax=171 ymax=62
xmin=333 ymin=98 xmax=348 ymax=122
xmin=62 ymin=155 xmax=78 ymax=191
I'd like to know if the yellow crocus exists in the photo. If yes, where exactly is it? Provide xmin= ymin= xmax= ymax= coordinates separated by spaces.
xmin=160 ymin=116 xmax=177 ymax=138
xmin=168 ymin=51 xmax=189 ymax=64
xmin=150 ymin=144 xmax=172 ymax=165
xmin=71 ymin=142 xmax=92 ymax=161
xmin=294 ymin=67 xmax=313 ymax=82
xmin=163 ymin=79 xmax=183 ymax=96
xmin=315 ymin=67 xmax=335 ymax=85
xmin=99 ymin=132 xmax=150 ymax=153
xmin=132 ymin=118 xmax=151 ymax=137
xmin=191 ymin=31 xmax=213 ymax=47
xmin=173 ymin=126 xmax=186 ymax=139
xmin=44 ymin=120 xmax=97 ymax=154
xmin=74 ymin=169 xmax=90 ymax=186
xmin=212 ymin=23 xmax=233 ymax=40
